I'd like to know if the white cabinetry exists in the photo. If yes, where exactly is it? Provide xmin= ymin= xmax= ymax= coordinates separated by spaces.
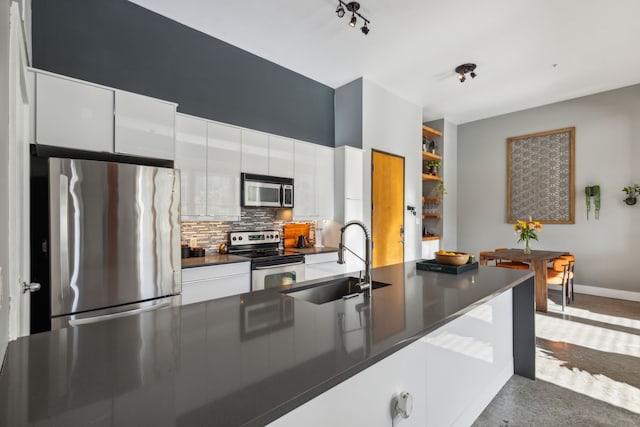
xmin=304 ymin=252 xmax=346 ymax=281
xmin=421 ymin=239 xmax=440 ymax=260
xmin=334 ymin=146 xmax=364 ymax=269
xmin=269 ymin=289 xmax=513 ymax=427
xmin=181 ymin=262 xmax=250 ymax=306
xmin=293 ymin=142 xmax=334 ymax=220
xmin=175 ymin=114 xmax=207 ymax=217
xmin=31 ymin=69 xmax=176 ymax=160
xmin=241 ymin=130 xmax=295 ymax=178
xmin=114 ymin=90 xmax=176 ymax=160
xmin=293 ymin=142 xmax=315 ymax=218
xmin=175 ymin=114 xmax=241 ymax=220
xmin=207 ymin=122 xmax=242 ymax=219
xmin=268 ymin=135 xmax=294 ymax=178
xmin=35 ymin=72 xmax=114 ymax=152
xmin=241 ymin=129 xmax=269 ymax=174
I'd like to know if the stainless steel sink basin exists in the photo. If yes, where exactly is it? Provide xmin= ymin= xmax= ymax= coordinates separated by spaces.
xmin=281 ymin=276 xmax=391 ymax=305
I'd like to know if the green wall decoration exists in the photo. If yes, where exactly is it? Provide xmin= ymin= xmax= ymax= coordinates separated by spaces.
xmin=585 ymin=185 xmax=600 ymax=219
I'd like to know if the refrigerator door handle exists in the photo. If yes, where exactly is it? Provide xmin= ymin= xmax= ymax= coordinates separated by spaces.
xmin=68 ymin=300 xmax=173 ymax=326
xmin=59 ymin=174 xmax=70 ymax=301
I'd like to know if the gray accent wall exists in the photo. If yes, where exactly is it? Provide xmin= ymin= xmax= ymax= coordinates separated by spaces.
xmin=335 ymin=78 xmax=363 ymax=148
xmin=457 ymin=84 xmax=640 ymax=293
xmin=31 ymin=0 xmax=334 ymax=147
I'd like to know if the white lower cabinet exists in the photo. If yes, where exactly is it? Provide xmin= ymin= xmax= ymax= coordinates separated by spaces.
xmin=269 ymin=289 xmax=513 ymax=427
xmin=181 ymin=262 xmax=250 ymax=305
xmin=304 ymin=252 xmax=347 ymax=281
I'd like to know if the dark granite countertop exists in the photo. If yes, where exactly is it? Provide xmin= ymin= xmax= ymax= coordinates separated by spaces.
xmin=181 ymin=254 xmax=250 ymax=268
xmin=0 ymin=262 xmax=533 ymax=426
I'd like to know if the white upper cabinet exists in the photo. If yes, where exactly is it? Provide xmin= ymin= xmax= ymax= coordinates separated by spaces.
xmin=315 ymin=146 xmax=334 ymax=220
xmin=268 ymin=135 xmax=294 ymax=178
xmin=175 ymin=114 xmax=207 ymax=217
xmin=241 ymin=129 xmax=269 ymax=175
xmin=114 ymin=90 xmax=176 ymax=160
xmin=293 ymin=142 xmax=316 ymax=218
xmin=35 ymin=72 xmax=114 ymax=152
xmin=207 ymin=121 xmax=242 ymax=219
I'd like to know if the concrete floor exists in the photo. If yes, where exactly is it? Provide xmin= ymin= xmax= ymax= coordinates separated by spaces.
xmin=473 ymin=291 xmax=640 ymax=426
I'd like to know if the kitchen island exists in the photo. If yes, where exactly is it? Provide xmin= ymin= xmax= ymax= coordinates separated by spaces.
xmin=0 ymin=262 xmax=534 ymax=426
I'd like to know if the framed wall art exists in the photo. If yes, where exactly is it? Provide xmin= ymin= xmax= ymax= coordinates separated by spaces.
xmin=507 ymin=127 xmax=575 ymax=224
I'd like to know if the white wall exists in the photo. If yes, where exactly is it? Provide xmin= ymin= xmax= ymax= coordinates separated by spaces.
xmin=458 ymin=84 xmax=640 ymax=293
xmin=362 ymin=79 xmax=423 ymax=262
xmin=0 ymin=0 xmax=12 ymax=362
xmin=442 ymin=119 xmax=458 ymax=251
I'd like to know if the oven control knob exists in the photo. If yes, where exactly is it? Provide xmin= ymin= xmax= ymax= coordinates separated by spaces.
xmin=232 ymin=237 xmax=236 ymax=241
xmin=238 ymin=237 xmax=243 ymax=241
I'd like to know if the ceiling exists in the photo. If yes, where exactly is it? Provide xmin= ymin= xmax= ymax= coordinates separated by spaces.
xmin=130 ymin=0 xmax=640 ymax=124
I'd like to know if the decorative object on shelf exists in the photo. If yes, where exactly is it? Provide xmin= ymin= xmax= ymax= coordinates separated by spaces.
xmin=428 ymin=139 xmax=437 ymax=154
xmin=585 ymin=185 xmax=600 ymax=219
xmin=513 ymin=216 xmax=542 ymax=254
xmin=425 ymin=160 xmax=440 ymax=176
xmin=622 ymin=184 xmax=640 ymax=206
xmin=335 ymin=1 xmax=370 ymax=34
xmin=507 ymin=127 xmax=575 ymax=224
xmin=455 ymin=63 xmax=477 ymax=82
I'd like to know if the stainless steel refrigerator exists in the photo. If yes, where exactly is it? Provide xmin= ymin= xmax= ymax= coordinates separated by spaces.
xmin=37 ymin=157 xmax=181 ymax=331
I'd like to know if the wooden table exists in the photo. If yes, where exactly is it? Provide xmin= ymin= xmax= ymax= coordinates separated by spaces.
xmin=479 ymin=249 xmax=569 ymax=312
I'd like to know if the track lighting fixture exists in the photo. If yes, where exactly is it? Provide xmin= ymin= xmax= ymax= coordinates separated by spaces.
xmin=455 ymin=63 xmax=477 ymax=83
xmin=335 ymin=1 xmax=371 ymax=35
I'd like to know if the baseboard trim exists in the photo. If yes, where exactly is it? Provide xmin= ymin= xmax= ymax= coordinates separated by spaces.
xmin=548 ymin=283 xmax=640 ymax=302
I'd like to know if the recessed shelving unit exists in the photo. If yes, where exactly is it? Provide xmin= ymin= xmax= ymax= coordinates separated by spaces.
xmin=422 ymin=124 xmax=443 ymax=246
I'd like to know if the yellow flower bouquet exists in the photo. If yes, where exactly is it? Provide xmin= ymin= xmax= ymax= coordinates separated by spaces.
xmin=513 ymin=216 xmax=542 ymax=254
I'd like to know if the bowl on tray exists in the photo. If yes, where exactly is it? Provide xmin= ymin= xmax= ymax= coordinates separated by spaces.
xmin=435 ymin=251 xmax=470 ymax=266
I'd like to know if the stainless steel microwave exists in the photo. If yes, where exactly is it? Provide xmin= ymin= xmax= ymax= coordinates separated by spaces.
xmin=241 ymin=173 xmax=294 ymax=208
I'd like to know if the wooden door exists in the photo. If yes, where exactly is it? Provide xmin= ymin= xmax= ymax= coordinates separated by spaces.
xmin=372 ymin=150 xmax=404 ymax=268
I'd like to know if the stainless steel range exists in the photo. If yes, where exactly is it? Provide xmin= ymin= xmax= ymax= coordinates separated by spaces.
xmin=227 ymin=230 xmax=305 ymax=291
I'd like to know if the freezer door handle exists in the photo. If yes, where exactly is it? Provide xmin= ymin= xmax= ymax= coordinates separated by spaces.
xmin=68 ymin=300 xmax=172 ymax=326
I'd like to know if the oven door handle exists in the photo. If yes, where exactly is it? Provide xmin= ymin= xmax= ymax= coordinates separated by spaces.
xmin=254 ymin=261 xmax=304 ymax=270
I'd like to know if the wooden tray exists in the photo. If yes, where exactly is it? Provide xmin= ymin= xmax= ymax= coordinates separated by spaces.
xmin=416 ymin=259 xmax=478 ymax=274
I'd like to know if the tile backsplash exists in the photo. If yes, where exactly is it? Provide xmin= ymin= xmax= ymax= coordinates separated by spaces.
xmin=181 ymin=208 xmax=317 ymax=254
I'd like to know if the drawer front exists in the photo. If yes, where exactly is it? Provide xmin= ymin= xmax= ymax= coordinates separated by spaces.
xmin=182 ymin=262 xmax=250 ymax=283
xmin=182 ymin=275 xmax=250 ymax=305
xmin=305 ymin=252 xmax=338 ymax=265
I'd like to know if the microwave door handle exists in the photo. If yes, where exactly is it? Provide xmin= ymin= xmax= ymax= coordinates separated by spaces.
xmin=280 ymin=184 xmax=284 ymax=207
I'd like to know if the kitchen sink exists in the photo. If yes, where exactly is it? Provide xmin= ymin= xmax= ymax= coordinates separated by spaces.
xmin=281 ymin=276 xmax=391 ymax=305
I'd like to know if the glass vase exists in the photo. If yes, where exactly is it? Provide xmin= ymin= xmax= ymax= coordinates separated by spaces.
xmin=524 ymin=239 xmax=531 ymax=254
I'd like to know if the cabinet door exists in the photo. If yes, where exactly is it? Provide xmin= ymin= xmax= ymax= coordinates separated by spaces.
xmin=241 ymin=129 xmax=269 ymax=174
xmin=181 ymin=275 xmax=250 ymax=305
xmin=293 ymin=142 xmax=316 ymax=218
xmin=175 ymin=114 xmax=207 ymax=217
xmin=315 ymin=146 xmax=334 ymax=219
xmin=268 ymin=135 xmax=294 ymax=178
xmin=114 ymin=90 xmax=176 ymax=160
xmin=208 ymin=122 xmax=242 ymax=219
xmin=344 ymin=147 xmax=363 ymax=200
xmin=35 ymin=73 xmax=114 ymax=152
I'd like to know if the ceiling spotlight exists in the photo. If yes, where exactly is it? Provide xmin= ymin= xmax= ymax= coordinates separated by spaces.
xmin=454 ymin=63 xmax=477 ymax=83
xmin=335 ymin=1 xmax=370 ymax=35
